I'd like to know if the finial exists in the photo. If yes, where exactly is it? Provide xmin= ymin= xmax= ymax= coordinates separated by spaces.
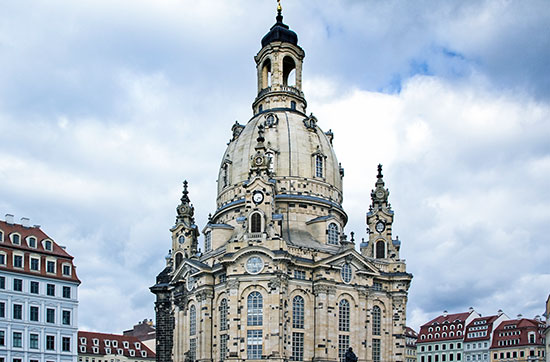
xmin=208 ymin=213 xmax=212 ymax=221
xmin=377 ymin=164 xmax=383 ymax=179
xmin=257 ymin=124 xmax=265 ymax=143
xmin=181 ymin=180 xmax=190 ymax=203
xmin=350 ymin=231 xmax=355 ymax=242
xmin=276 ymin=0 xmax=283 ymax=23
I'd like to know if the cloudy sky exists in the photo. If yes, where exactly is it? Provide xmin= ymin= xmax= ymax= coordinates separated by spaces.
xmin=1 ymin=0 xmax=549 ymax=333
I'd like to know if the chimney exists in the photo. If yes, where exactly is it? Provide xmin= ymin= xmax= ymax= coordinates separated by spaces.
xmin=517 ymin=314 xmax=523 ymax=319
xmin=469 ymin=307 xmax=474 ymax=312
xmin=443 ymin=310 xmax=448 ymax=317
xmin=498 ymin=309 xmax=503 ymax=316
xmin=5 ymin=214 xmax=14 ymax=224
xmin=21 ymin=217 xmax=30 ymax=228
xmin=535 ymin=315 xmax=541 ymax=321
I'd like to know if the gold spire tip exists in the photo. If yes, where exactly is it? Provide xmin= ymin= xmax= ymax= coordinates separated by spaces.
xmin=277 ymin=0 xmax=282 ymax=12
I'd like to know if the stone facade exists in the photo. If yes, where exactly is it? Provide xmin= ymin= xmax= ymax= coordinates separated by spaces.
xmin=152 ymin=7 xmax=412 ymax=362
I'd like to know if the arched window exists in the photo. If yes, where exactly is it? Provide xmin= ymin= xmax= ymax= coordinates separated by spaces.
xmin=328 ymin=223 xmax=339 ymax=245
xmin=250 ymin=213 xmax=262 ymax=233
xmin=458 ymin=331 xmax=462 ymax=336
xmin=292 ymin=296 xmax=304 ymax=329
xmin=450 ymin=331 xmax=455 ymax=337
xmin=262 ymin=58 xmax=272 ymax=88
xmin=205 ymin=231 xmax=212 ymax=252
xmin=315 ymin=155 xmax=323 ymax=178
xmin=266 ymin=152 xmax=274 ymax=173
xmin=283 ymin=56 xmax=296 ymax=86
xmin=247 ymin=291 xmax=263 ymax=326
xmin=220 ymin=298 xmax=228 ymax=331
xmin=341 ymin=263 xmax=352 ymax=283
xmin=189 ymin=305 xmax=197 ymax=336
xmin=338 ymin=299 xmax=350 ymax=332
xmin=376 ymin=240 xmax=386 ymax=259
xmin=175 ymin=253 xmax=183 ymax=268
xmin=372 ymin=306 xmax=381 ymax=335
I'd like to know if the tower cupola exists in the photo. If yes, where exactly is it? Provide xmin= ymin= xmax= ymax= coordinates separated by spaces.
xmin=253 ymin=2 xmax=306 ymax=114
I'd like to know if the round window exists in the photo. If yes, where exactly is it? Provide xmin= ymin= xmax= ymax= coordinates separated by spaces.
xmin=246 ymin=256 xmax=264 ymax=274
xmin=341 ymin=263 xmax=353 ymax=283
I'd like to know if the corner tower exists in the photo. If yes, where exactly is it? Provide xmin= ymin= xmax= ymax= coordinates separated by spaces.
xmin=152 ymin=5 xmax=412 ymax=362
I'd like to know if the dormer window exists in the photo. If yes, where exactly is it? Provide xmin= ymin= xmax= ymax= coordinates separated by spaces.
xmin=130 ymin=349 xmax=135 ymax=356
xmin=141 ymin=350 xmax=148 ymax=357
xmin=93 ymin=338 xmax=99 ymax=346
xmin=117 ymin=348 xmax=123 ymax=355
xmin=315 ymin=154 xmax=323 ymax=178
xmin=123 ymin=341 xmax=129 ymax=348
xmin=105 ymin=347 xmax=111 ymax=354
xmin=327 ymin=223 xmax=339 ymax=245
xmin=44 ymin=240 xmax=53 ymax=251
xmin=62 ymin=264 xmax=71 ymax=276
xmin=93 ymin=346 xmax=99 ymax=354
xmin=11 ymin=233 xmax=21 ymax=245
xmin=28 ymin=236 xmax=37 ymax=248
xmin=112 ymin=340 xmax=118 ymax=347
xmin=134 ymin=342 xmax=141 ymax=349
xmin=0 ymin=229 xmax=3 ymax=242
xmin=80 ymin=337 xmax=87 ymax=344
xmin=105 ymin=340 xmax=110 ymax=347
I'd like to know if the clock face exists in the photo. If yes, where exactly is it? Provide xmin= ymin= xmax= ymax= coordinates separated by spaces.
xmin=375 ymin=221 xmax=385 ymax=233
xmin=252 ymin=191 xmax=264 ymax=204
xmin=254 ymin=156 xmax=264 ymax=166
xmin=246 ymin=256 xmax=264 ymax=274
xmin=376 ymin=190 xmax=385 ymax=199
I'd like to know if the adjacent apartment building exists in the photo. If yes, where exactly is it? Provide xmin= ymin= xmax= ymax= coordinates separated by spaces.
xmin=417 ymin=309 xmax=481 ymax=362
xmin=77 ymin=331 xmax=155 ymax=362
xmin=406 ymin=327 xmax=418 ymax=362
xmin=490 ymin=317 xmax=546 ymax=362
xmin=0 ymin=214 xmax=80 ymax=362
xmin=463 ymin=312 xmax=509 ymax=362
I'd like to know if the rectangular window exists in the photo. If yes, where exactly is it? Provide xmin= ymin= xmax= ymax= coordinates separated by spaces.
xmin=47 ymin=283 xmax=55 ymax=296
xmin=436 ymin=355 xmax=439 ymax=362
xmin=46 ymin=335 xmax=55 ymax=350
xmin=457 ymin=353 xmax=462 ymax=361
xmin=63 ymin=286 xmax=71 ymax=298
xmin=63 ymin=265 xmax=71 ymax=275
xmin=30 ymin=333 xmax=39 ymax=349
xmin=450 ymin=354 xmax=454 ymax=361
xmin=30 ymin=281 xmax=39 ymax=294
xmin=520 ymin=351 xmax=525 ymax=358
xmin=220 ymin=334 xmax=228 ymax=361
xmin=13 ymin=255 xmax=23 ymax=268
xmin=13 ymin=304 xmax=22 ymax=320
xmin=0 ymin=276 xmax=4 ymax=289
xmin=30 ymin=258 xmax=39 ymax=271
xmin=46 ymin=308 xmax=55 ymax=323
xmin=0 ymin=302 xmax=4 ymax=318
xmin=372 ymin=338 xmax=381 ymax=362
xmin=0 ymin=330 xmax=4 ymax=346
xmin=63 ymin=310 xmax=71 ymax=325
xmin=13 ymin=278 xmax=22 ymax=291
xmin=513 ymin=352 xmax=517 ymax=358
xmin=62 ymin=336 xmax=71 ymax=352
xmin=247 ymin=330 xmax=263 ymax=360
xmin=13 ymin=331 xmax=22 ymax=347
xmin=0 ymin=254 xmax=5 ymax=265
xmin=46 ymin=260 xmax=55 ymax=273
xmin=30 ymin=306 xmax=39 ymax=321
xmin=291 ymin=332 xmax=304 ymax=361
xmin=189 ymin=338 xmax=196 ymax=361
xmin=373 ymin=282 xmax=382 ymax=291
xmin=294 ymin=270 xmax=306 ymax=280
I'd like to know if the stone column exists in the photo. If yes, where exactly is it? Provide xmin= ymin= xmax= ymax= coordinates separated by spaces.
xmin=197 ymin=288 xmax=214 ymax=362
xmin=358 ymin=288 xmax=369 ymax=362
xmin=225 ymin=279 xmax=241 ymax=362
xmin=313 ymin=284 xmax=330 ymax=362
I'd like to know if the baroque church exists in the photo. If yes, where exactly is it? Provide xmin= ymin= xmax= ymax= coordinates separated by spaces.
xmin=152 ymin=5 xmax=412 ymax=362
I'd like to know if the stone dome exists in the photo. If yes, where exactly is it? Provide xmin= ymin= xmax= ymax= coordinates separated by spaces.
xmin=216 ymin=109 xmax=343 ymax=210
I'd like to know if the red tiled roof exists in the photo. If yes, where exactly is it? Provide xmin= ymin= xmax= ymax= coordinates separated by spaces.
xmin=78 ymin=331 xmax=155 ymax=359
xmin=418 ymin=311 xmax=474 ymax=343
xmin=405 ymin=326 xmax=418 ymax=338
xmin=463 ymin=315 xmax=500 ymax=342
xmin=0 ymin=220 xmax=80 ymax=283
xmin=490 ymin=318 xmax=546 ymax=349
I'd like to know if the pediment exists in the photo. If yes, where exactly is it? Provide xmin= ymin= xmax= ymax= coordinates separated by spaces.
xmin=316 ymin=249 xmax=379 ymax=275
xmin=171 ymin=259 xmax=210 ymax=283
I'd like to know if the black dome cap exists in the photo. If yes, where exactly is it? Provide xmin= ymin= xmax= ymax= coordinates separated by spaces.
xmin=261 ymin=9 xmax=298 ymax=47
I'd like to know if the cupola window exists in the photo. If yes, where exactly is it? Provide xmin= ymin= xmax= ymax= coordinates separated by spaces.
xmin=261 ymin=58 xmax=272 ymax=89
xmin=328 ymin=223 xmax=339 ymax=245
xmin=222 ymin=164 xmax=229 ymax=187
xmin=283 ymin=56 xmax=296 ymax=86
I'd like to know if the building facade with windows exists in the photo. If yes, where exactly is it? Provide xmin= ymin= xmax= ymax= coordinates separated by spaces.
xmin=546 ymin=296 xmax=550 ymax=362
xmin=463 ymin=313 xmax=509 ymax=362
xmin=77 ymin=331 xmax=155 ymax=362
xmin=417 ymin=310 xmax=481 ymax=362
xmin=151 ymin=5 xmax=412 ymax=362
xmin=0 ymin=215 xmax=80 ymax=362
xmin=490 ymin=318 xmax=546 ymax=362
xmin=405 ymin=327 xmax=418 ymax=362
